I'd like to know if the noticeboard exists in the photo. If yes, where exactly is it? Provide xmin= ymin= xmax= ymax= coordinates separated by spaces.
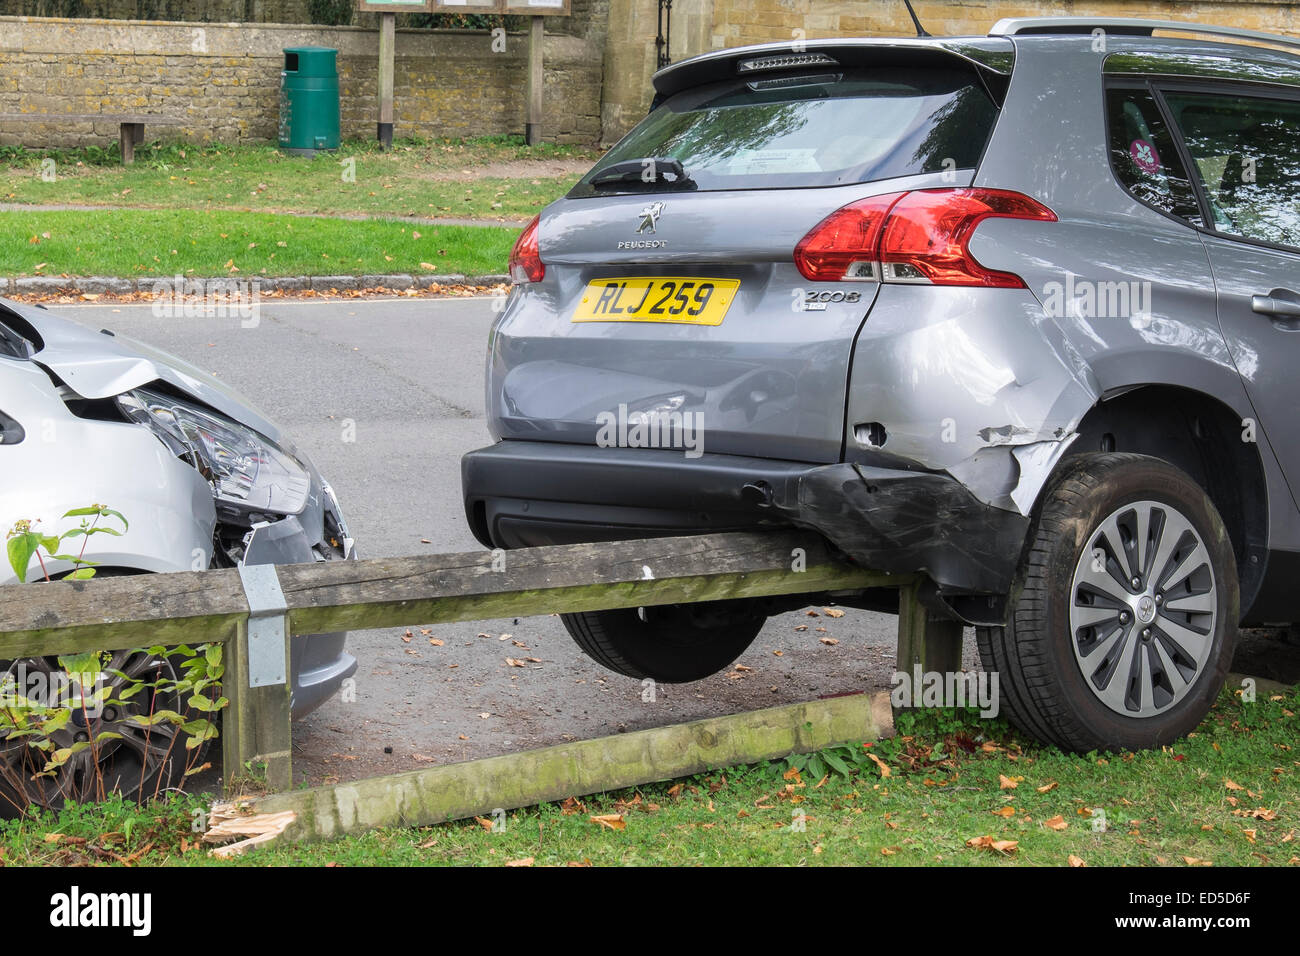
xmin=501 ymin=0 xmax=571 ymax=13
xmin=358 ymin=0 xmax=432 ymax=12
xmin=361 ymin=0 xmax=572 ymax=13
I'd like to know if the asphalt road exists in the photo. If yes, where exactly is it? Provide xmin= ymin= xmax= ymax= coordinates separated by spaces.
xmin=52 ymin=297 xmax=979 ymax=786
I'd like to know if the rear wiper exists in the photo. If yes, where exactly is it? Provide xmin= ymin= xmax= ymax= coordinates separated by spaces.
xmin=590 ymin=157 xmax=696 ymax=190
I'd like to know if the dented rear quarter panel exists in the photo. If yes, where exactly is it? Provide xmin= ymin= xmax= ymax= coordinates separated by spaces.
xmin=844 ymin=36 xmax=1300 ymax=549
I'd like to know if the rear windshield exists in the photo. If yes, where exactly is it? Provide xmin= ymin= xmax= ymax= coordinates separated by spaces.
xmin=570 ymin=67 xmax=998 ymax=197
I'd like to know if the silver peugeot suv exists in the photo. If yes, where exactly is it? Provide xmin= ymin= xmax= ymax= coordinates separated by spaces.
xmin=464 ymin=17 xmax=1300 ymax=752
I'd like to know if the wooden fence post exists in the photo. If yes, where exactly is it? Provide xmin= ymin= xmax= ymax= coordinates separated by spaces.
xmin=525 ymin=15 xmax=544 ymax=145
xmin=377 ymin=11 xmax=396 ymax=148
xmin=895 ymin=581 xmax=964 ymax=688
xmin=224 ymin=568 xmax=294 ymax=794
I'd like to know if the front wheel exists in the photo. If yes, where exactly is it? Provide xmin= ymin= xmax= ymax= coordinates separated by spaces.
xmin=561 ymin=599 xmax=768 ymax=683
xmin=978 ymin=452 xmax=1238 ymax=753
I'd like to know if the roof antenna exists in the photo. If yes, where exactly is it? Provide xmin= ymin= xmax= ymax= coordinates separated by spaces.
xmin=902 ymin=0 xmax=931 ymax=37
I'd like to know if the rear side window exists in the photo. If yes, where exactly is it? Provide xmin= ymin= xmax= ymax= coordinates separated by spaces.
xmin=1105 ymin=87 xmax=1203 ymax=226
xmin=1162 ymin=90 xmax=1300 ymax=249
xmin=570 ymin=67 xmax=998 ymax=196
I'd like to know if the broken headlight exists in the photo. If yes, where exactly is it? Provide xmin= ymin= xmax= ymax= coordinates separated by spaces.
xmin=117 ymin=387 xmax=310 ymax=517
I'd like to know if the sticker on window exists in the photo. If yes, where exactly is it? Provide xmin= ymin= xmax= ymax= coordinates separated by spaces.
xmin=1130 ymin=139 xmax=1161 ymax=174
xmin=723 ymin=148 xmax=822 ymax=176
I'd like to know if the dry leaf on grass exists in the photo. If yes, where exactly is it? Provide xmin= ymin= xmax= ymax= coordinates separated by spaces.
xmin=867 ymin=753 xmax=892 ymax=778
xmin=589 ymin=814 xmax=626 ymax=831
xmin=1044 ymin=815 xmax=1069 ymax=831
xmin=1068 ymin=854 xmax=1087 ymax=867
xmin=1233 ymin=807 xmax=1278 ymax=821
xmin=999 ymin=774 xmax=1019 ymax=790
xmin=966 ymin=835 xmax=1019 ymax=854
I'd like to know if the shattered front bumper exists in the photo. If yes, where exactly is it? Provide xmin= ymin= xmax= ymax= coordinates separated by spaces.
xmin=462 ymin=440 xmax=1029 ymax=597
xmin=237 ymin=481 xmax=358 ymax=720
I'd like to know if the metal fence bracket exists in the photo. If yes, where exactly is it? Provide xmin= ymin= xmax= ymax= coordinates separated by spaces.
xmin=237 ymin=563 xmax=288 ymax=688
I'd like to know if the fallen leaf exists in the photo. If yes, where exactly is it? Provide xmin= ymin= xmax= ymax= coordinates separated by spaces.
xmin=1037 ymin=781 xmax=1059 ymax=793
xmin=867 ymin=753 xmax=892 ymax=778
xmin=819 ymin=638 xmax=840 ymax=646
xmin=1183 ymin=856 xmax=1213 ymax=867
xmin=1232 ymin=807 xmax=1278 ymax=821
xmin=822 ymin=607 xmax=846 ymax=618
xmin=428 ymin=638 xmax=444 ymax=646
xmin=999 ymin=774 xmax=1019 ymax=790
xmin=1068 ymin=854 xmax=1087 ymax=867
xmin=1044 ymin=815 xmax=1068 ymax=831
xmin=993 ymin=806 xmax=1016 ymax=818
xmin=473 ymin=816 xmax=494 ymax=831
xmin=589 ymin=814 xmax=626 ymax=831
xmin=966 ymin=835 xmax=1018 ymax=854
xmin=1225 ymin=779 xmax=1245 ymax=791
xmin=505 ymin=856 xmax=534 ymax=867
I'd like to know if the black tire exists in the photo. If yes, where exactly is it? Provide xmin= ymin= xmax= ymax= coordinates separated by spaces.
xmin=977 ymin=452 xmax=1238 ymax=753
xmin=561 ymin=599 xmax=768 ymax=683
xmin=0 ymin=649 xmax=210 ymax=819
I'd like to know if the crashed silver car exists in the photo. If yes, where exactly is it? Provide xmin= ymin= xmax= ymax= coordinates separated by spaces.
xmin=0 ymin=297 xmax=356 ymax=807
xmin=464 ymin=18 xmax=1300 ymax=752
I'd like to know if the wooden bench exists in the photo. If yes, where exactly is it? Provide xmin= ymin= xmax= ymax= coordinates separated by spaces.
xmin=0 ymin=113 xmax=186 ymax=164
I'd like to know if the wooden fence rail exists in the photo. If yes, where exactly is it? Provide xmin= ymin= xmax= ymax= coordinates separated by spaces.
xmin=0 ymin=531 xmax=961 ymax=792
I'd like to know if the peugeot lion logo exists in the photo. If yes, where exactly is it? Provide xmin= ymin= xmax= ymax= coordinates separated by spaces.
xmin=637 ymin=201 xmax=665 ymax=234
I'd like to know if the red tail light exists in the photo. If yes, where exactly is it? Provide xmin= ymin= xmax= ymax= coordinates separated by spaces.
xmin=794 ymin=188 xmax=1056 ymax=288
xmin=509 ymin=214 xmax=544 ymax=284
xmin=793 ymin=192 xmax=901 ymax=282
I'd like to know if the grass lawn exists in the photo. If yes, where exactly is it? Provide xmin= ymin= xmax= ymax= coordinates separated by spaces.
xmin=0 ymin=135 xmax=594 ymax=223
xmin=3 ymin=690 xmax=1297 ymax=867
xmin=0 ymin=209 xmax=518 ymax=279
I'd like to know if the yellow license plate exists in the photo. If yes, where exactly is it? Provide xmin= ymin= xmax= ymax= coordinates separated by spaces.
xmin=572 ymin=277 xmax=739 ymax=326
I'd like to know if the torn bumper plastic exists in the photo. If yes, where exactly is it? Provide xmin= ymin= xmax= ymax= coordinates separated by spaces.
xmin=462 ymin=441 xmax=1029 ymax=597
xmin=238 ymin=482 xmax=358 ymax=720
xmin=766 ymin=462 xmax=1029 ymax=595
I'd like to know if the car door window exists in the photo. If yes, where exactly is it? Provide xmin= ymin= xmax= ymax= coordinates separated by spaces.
xmin=1162 ymin=90 xmax=1300 ymax=249
xmin=1105 ymin=87 xmax=1204 ymax=226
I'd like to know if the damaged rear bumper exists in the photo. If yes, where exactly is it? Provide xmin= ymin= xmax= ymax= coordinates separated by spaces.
xmin=462 ymin=441 xmax=1029 ymax=597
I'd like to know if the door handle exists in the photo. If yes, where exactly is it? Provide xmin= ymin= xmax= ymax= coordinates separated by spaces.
xmin=1251 ymin=289 xmax=1300 ymax=319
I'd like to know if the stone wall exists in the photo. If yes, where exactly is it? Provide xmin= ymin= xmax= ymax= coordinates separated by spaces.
xmin=0 ymin=0 xmax=606 ymax=30
xmin=0 ymin=1 xmax=306 ymax=22
xmin=0 ymin=14 xmax=606 ymax=145
xmin=600 ymin=0 xmax=1300 ymax=144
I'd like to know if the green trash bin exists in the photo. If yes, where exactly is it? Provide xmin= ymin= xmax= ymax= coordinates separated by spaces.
xmin=279 ymin=46 xmax=340 ymax=156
